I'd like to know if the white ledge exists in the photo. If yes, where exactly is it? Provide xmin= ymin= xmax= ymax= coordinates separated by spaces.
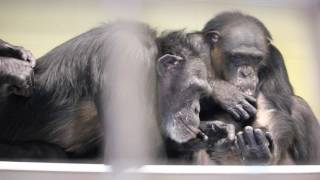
xmin=0 ymin=161 xmax=319 ymax=174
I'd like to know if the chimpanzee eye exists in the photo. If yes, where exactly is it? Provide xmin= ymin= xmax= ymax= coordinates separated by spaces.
xmin=229 ymin=54 xmax=242 ymax=65
xmin=256 ymin=55 xmax=263 ymax=62
xmin=250 ymin=55 xmax=263 ymax=65
xmin=187 ymin=78 xmax=212 ymax=97
xmin=229 ymin=53 xmax=242 ymax=60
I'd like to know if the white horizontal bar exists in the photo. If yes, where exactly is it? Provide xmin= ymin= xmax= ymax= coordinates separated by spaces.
xmin=0 ymin=161 xmax=319 ymax=174
xmin=133 ymin=165 xmax=320 ymax=174
xmin=0 ymin=161 xmax=110 ymax=172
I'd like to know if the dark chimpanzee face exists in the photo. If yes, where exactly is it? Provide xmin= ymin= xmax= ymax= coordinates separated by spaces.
xmin=208 ymin=21 xmax=269 ymax=97
xmin=157 ymin=33 xmax=211 ymax=143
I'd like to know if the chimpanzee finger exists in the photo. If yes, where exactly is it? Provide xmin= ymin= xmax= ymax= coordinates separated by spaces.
xmin=265 ymin=132 xmax=272 ymax=143
xmin=13 ymin=46 xmax=28 ymax=61
xmin=242 ymin=100 xmax=257 ymax=117
xmin=236 ymin=104 xmax=250 ymax=120
xmin=243 ymin=126 xmax=256 ymax=146
xmin=226 ymin=124 xmax=236 ymax=142
xmin=196 ymin=130 xmax=208 ymax=142
xmin=244 ymin=94 xmax=257 ymax=106
xmin=227 ymin=107 xmax=241 ymax=120
xmin=234 ymin=136 xmax=241 ymax=153
xmin=11 ymin=47 xmax=35 ymax=66
xmin=265 ymin=132 xmax=274 ymax=151
xmin=26 ymin=50 xmax=36 ymax=68
xmin=236 ymin=131 xmax=246 ymax=150
xmin=254 ymin=129 xmax=269 ymax=147
xmin=13 ymin=58 xmax=33 ymax=68
xmin=208 ymin=121 xmax=226 ymax=136
xmin=22 ymin=51 xmax=29 ymax=61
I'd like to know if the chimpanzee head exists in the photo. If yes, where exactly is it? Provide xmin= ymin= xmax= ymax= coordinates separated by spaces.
xmin=203 ymin=12 xmax=272 ymax=97
xmin=157 ymin=31 xmax=211 ymax=143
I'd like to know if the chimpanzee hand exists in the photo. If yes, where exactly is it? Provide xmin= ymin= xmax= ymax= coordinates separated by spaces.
xmin=0 ymin=39 xmax=35 ymax=97
xmin=0 ymin=58 xmax=34 ymax=97
xmin=0 ymin=39 xmax=35 ymax=67
xmin=235 ymin=126 xmax=273 ymax=165
xmin=200 ymin=120 xmax=235 ymax=152
xmin=210 ymin=80 xmax=257 ymax=121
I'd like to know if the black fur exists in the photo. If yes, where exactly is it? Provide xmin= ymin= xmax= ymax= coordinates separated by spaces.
xmin=0 ymin=22 xmax=211 ymax=162
xmin=201 ymin=11 xmax=320 ymax=164
xmin=0 ymin=21 xmax=160 ymax=160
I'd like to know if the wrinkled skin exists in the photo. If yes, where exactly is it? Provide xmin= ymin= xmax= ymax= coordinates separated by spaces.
xmin=0 ymin=39 xmax=35 ymax=96
xmin=157 ymin=53 xmax=211 ymax=143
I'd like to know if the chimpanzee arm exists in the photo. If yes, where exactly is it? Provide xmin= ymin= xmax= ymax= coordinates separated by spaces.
xmin=290 ymin=96 xmax=320 ymax=164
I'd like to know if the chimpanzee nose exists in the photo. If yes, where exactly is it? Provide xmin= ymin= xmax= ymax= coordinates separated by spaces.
xmin=239 ymin=66 xmax=254 ymax=78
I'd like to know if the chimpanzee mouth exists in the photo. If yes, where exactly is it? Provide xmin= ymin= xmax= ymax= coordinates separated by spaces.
xmin=175 ymin=112 xmax=208 ymax=142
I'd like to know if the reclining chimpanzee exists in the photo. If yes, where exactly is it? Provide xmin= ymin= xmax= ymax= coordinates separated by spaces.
xmin=0 ymin=22 xmax=216 ymax=161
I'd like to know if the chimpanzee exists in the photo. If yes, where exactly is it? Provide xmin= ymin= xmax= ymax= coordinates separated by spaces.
xmin=0 ymin=22 xmax=217 ymax=162
xmin=0 ymin=22 xmax=163 ymax=160
xmin=155 ymin=30 xmax=271 ymax=165
xmin=199 ymin=12 xmax=320 ymax=164
xmin=0 ymin=39 xmax=35 ymax=97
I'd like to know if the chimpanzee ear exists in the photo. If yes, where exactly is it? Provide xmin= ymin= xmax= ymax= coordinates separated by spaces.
xmin=157 ymin=54 xmax=184 ymax=76
xmin=205 ymin=30 xmax=220 ymax=45
xmin=267 ymin=37 xmax=272 ymax=45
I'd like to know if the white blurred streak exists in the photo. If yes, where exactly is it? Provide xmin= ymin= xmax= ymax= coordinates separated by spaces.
xmin=99 ymin=17 xmax=160 ymax=180
xmin=99 ymin=1 xmax=160 ymax=180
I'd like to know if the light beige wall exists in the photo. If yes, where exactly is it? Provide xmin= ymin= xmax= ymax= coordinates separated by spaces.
xmin=0 ymin=0 xmax=319 ymax=119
